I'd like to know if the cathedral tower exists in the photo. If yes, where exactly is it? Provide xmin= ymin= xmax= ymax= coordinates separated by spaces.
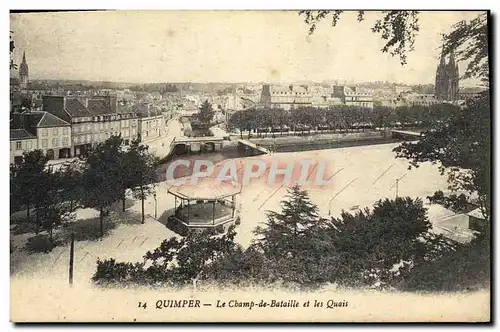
xmin=435 ymin=49 xmax=448 ymax=100
xmin=435 ymin=46 xmax=459 ymax=102
xmin=446 ymin=50 xmax=460 ymax=102
xmin=19 ymin=51 xmax=29 ymax=90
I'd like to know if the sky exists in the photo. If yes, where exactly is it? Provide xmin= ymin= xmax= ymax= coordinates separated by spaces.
xmin=10 ymin=10 xmax=485 ymax=85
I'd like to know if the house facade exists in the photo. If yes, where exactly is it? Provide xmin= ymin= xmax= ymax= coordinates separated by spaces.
xmin=43 ymin=95 xmax=139 ymax=156
xmin=260 ymin=84 xmax=313 ymax=110
xmin=10 ymin=129 xmax=37 ymax=164
xmin=12 ymin=110 xmax=72 ymax=160
xmin=332 ymin=86 xmax=374 ymax=109
xmin=133 ymin=103 xmax=165 ymax=143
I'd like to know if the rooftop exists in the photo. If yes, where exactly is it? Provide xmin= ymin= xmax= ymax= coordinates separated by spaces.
xmin=28 ymin=111 xmax=70 ymax=127
xmin=10 ymin=129 xmax=36 ymax=141
xmin=65 ymin=98 xmax=92 ymax=117
xmin=168 ymin=177 xmax=241 ymax=200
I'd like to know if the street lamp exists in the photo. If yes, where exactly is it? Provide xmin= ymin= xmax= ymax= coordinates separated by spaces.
xmin=153 ymin=192 xmax=157 ymax=219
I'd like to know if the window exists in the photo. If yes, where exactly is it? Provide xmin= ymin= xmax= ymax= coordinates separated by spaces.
xmin=27 ymin=141 xmax=32 ymax=149
xmin=62 ymin=137 xmax=69 ymax=146
xmin=41 ymin=128 xmax=48 ymax=137
xmin=42 ymin=139 xmax=48 ymax=148
xmin=16 ymin=141 xmax=22 ymax=150
xmin=63 ymin=127 xmax=69 ymax=135
xmin=86 ymin=134 xmax=91 ymax=142
xmin=53 ymin=128 xmax=58 ymax=135
xmin=52 ymin=138 xmax=59 ymax=147
xmin=100 ymin=123 xmax=104 ymax=130
xmin=94 ymin=123 xmax=99 ymax=131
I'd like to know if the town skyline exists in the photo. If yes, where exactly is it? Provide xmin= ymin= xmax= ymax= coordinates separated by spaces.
xmin=10 ymin=11 xmax=484 ymax=87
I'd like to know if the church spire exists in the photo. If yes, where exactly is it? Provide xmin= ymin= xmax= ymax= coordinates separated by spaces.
xmin=19 ymin=50 xmax=29 ymax=90
xmin=448 ymin=48 xmax=456 ymax=66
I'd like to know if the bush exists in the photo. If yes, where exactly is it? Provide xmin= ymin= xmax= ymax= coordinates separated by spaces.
xmin=25 ymin=234 xmax=56 ymax=253
xmin=92 ymin=258 xmax=145 ymax=285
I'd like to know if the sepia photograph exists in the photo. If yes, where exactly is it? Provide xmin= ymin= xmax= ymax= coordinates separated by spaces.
xmin=8 ymin=9 xmax=491 ymax=323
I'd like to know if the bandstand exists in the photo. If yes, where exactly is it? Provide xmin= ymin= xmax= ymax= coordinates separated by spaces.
xmin=167 ymin=178 xmax=241 ymax=230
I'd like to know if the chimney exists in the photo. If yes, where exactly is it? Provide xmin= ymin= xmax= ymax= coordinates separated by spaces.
xmin=289 ymin=85 xmax=293 ymax=91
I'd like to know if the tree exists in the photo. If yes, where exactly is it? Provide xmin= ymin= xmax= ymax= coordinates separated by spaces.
xmin=394 ymin=92 xmax=490 ymax=221
xmin=10 ymin=31 xmax=16 ymax=70
xmin=442 ymin=13 xmax=488 ymax=84
xmin=253 ymin=185 xmax=327 ymax=260
xmin=57 ymin=161 xmax=85 ymax=212
xmin=197 ymin=100 xmax=215 ymax=127
xmin=39 ymin=166 xmax=76 ymax=242
xmin=10 ymin=150 xmax=49 ymax=221
xmin=83 ymin=136 xmax=123 ymax=238
xmin=127 ymin=139 xmax=158 ymax=224
xmin=329 ymin=197 xmax=439 ymax=288
xmin=93 ymin=226 xmax=241 ymax=287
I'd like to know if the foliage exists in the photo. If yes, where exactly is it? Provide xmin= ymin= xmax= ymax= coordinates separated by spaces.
xmin=228 ymin=104 xmax=458 ymax=136
xmin=92 ymin=187 xmax=486 ymax=292
xmin=56 ymin=161 xmax=86 ymax=212
xmin=442 ymin=13 xmax=488 ymax=83
xmin=328 ymin=197 xmax=435 ymax=288
xmin=197 ymin=100 xmax=215 ymax=126
xmin=92 ymin=258 xmax=146 ymax=285
xmin=83 ymin=136 xmax=124 ymax=237
xmin=92 ymin=226 xmax=240 ymax=286
xmin=10 ymin=30 xmax=16 ymax=70
xmin=127 ymin=139 xmax=158 ymax=223
xmin=25 ymin=234 xmax=57 ymax=253
xmin=253 ymin=185 xmax=327 ymax=260
xmin=394 ymin=92 xmax=490 ymax=220
xmin=299 ymin=11 xmax=420 ymax=65
xmin=399 ymin=238 xmax=490 ymax=292
xmin=10 ymin=150 xmax=49 ymax=221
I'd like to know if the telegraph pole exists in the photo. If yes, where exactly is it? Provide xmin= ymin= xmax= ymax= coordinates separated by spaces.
xmin=69 ymin=231 xmax=75 ymax=286
xmin=154 ymin=192 xmax=158 ymax=219
xmin=395 ymin=178 xmax=399 ymax=198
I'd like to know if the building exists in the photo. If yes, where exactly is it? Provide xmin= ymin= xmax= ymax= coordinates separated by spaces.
xmin=260 ymin=84 xmax=312 ymax=110
xmin=399 ymin=93 xmax=441 ymax=107
xmin=331 ymin=86 xmax=374 ymax=108
xmin=42 ymin=95 xmax=139 ymax=156
xmin=435 ymin=49 xmax=459 ymax=102
xmin=10 ymin=129 xmax=37 ymax=165
xmin=12 ymin=110 xmax=72 ymax=160
xmin=467 ymin=208 xmax=488 ymax=232
xmin=19 ymin=51 xmax=29 ymax=90
xmin=133 ymin=103 xmax=165 ymax=143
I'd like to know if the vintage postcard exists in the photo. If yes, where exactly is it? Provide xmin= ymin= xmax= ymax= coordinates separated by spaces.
xmin=9 ymin=10 xmax=491 ymax=323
